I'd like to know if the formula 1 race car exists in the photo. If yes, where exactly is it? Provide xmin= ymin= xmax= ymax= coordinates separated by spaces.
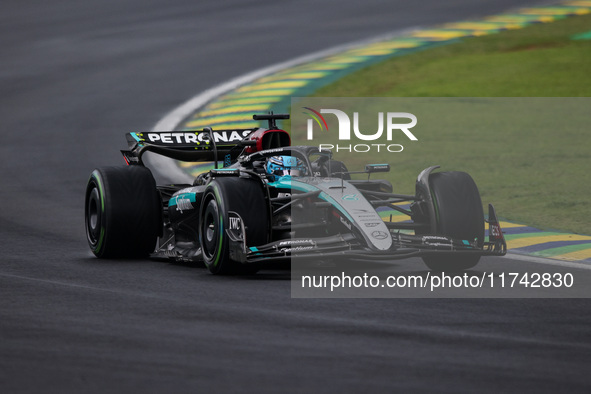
xmin=85 ymin=113 xmax=506 ymax=274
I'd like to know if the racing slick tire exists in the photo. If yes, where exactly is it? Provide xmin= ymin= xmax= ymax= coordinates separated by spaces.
xmin=421 ymin=171 xmax=484 ymax=272
xmin=199 ymin=177 xmax=269 ymax=275
xmin=85 ymin=166 xmax=161 ymax=258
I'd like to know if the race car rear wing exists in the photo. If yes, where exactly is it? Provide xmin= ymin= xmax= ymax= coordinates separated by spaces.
xmin=122 ymin=127 xmax=257 ymax=165
xmin=121 ymin=113 xmax=292 ymax=166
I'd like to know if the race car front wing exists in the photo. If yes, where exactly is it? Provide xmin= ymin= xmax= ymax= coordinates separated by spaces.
xmin=226 ymin=204 xmax=507 ymax=264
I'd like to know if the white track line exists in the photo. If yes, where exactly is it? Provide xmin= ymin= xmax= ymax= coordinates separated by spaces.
xmin=504 ymin=253 xmax=591 ymax=270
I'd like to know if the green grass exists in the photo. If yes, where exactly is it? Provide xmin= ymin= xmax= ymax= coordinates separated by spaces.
xmin=309 ymin=14 xmax=591 ymax=235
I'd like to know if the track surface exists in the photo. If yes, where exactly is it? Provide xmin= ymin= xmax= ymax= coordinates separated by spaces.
xmin=1 ymin=0 xmax=590 ymax=392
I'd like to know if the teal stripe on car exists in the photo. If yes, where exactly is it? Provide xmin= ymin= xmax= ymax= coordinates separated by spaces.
xmin=168 ymin=192 xmax=197 ymax=207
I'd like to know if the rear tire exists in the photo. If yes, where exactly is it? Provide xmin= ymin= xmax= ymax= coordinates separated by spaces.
xmin=199 ymin=177 xmax=269 ymax=274
xmin=85 ymin=166 xmax=161 ymax=258
xmin=420 ymin=171 xmax=484 ymax=272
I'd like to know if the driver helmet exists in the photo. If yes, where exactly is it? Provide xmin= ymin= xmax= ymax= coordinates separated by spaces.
xmin=265 ymin=155 xmax=307 ymax=181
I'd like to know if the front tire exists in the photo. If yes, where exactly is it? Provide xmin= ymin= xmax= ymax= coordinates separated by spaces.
xmin=85 ymin=166 xmax=161 ymax=258
xmin=199 ymin=177 xmax=269 ymax=274
xmin=420 ymin=171 xmax=484 ymax=272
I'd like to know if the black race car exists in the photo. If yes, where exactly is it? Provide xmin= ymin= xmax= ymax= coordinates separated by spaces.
xmin=85 ymin=113 xmax=506 ymax=274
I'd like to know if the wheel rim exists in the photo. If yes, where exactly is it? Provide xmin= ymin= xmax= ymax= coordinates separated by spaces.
xmin=86 ymin=185 xmax=101 ymax=246
xmin=202 ymin=198 xmax=220 ymax=261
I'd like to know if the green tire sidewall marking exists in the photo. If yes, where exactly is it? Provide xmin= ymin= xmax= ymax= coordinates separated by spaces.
xmin=208 ymin=183 xmax=224 ymax=268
